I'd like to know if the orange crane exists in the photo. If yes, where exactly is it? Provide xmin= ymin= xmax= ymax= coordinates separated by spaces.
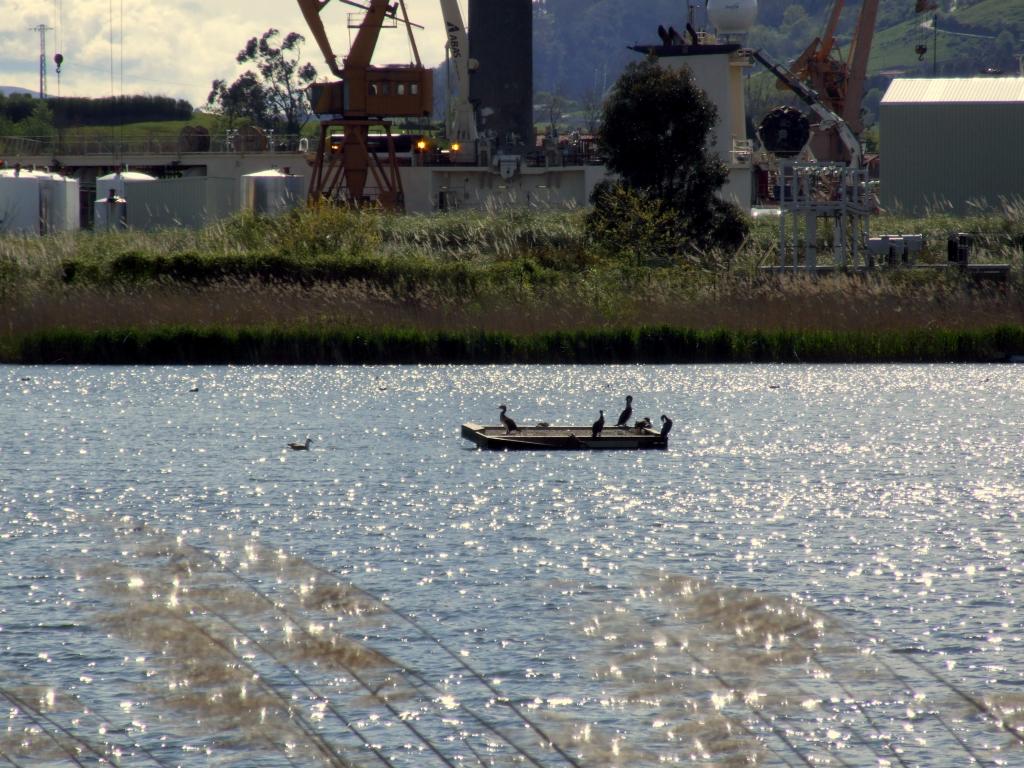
xmin=781 ymin=0 xmax=879 ymax=162
xmin=297 ymin=0 xmax=433 ymax=208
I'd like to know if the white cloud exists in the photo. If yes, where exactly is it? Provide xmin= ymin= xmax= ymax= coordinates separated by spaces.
xmin=0 ymin=0 xmax=453 ymax=105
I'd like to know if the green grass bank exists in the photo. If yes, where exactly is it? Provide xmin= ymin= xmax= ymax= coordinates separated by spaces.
xmin=3 ymin=204 xmax=1024 ymax=363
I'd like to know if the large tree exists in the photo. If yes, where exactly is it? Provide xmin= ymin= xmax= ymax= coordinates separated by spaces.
xmin=588 ymin=57 xmax=747 ymax=261
xmin=207 ymin=28 xmax=317 ymax=135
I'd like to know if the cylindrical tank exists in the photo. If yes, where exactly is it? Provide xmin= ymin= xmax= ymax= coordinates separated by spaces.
xmin=94 ymin=190 xmax=128 ymax=231
xmin=37 ymin=171 xmax=81 ymax=233
xmin=707 ymin=0 xmax=758 ymax=35
xmin=240 ymin=168 xmax=304 ymax=215
xmin=95 ymin=170 xmax=156 ymax=200
xmin=0 ymin=168 xmax=43 ymax=233
xmin=0 ymin=168 xmax=80 ymax=234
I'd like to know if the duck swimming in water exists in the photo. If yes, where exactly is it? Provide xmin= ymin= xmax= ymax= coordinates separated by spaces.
xmin=288 ymin=437 xmax=312 ymax=450
xmin=499 ymin=405 xmax=518 ymax=434
xmin=592 ymin=409 xmax=605 ymax=438
xmin=616 ymin=395 xmax=633 ymax=427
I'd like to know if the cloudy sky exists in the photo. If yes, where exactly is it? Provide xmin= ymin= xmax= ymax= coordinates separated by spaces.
xmin=0 ymin=0 xmax=454 ymax=104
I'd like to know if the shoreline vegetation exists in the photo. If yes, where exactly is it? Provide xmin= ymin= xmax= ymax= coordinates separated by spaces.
xmin=9 ymin=325 xmax=1024 ymax=365
xmin=3 ymin=205 xmax=1024 ymax=364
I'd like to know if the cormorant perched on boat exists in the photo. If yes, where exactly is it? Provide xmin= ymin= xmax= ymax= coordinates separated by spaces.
xmin=288 ymin=437 xmax=313 ymax=450
xmin=499 ymin=405 xmax=518 ymax=434
xmin=616 ymin=395 xmax=633 ymax=428
xmin=660 ymin=415 xmax=673 ymax=439
xmin=592 ymin=410 xmax=605 ymax=438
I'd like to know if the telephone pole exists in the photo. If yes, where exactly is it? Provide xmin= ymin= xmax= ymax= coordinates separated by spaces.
xmin=29 ymin=24 xmax=54 ymax=99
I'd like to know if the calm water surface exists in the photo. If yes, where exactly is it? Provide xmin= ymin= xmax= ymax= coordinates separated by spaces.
xmin=2 ymin=363 xmax=1023 ymax=766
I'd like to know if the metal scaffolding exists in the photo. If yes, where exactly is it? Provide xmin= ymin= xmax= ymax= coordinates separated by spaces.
xmin=776 ymin=161 xmax=873 ymax=270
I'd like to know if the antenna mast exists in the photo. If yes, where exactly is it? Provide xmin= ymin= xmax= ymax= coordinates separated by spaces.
xmin=30 ymin=23 xmax=54 ymax=99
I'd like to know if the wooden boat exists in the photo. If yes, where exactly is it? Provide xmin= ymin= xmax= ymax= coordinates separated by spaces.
xmin=461 ymin=422 xmax=668 ymax=450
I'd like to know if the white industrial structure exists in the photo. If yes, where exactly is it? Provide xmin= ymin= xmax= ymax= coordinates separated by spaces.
xmin=706 ymin=0 xmax=758 ymax=37
xmin=880 ymin=78 xmax=1024 ymax=215
xmin=439 ymin=0 xmax=478 ymax=164
xmin=92 ymin=170 xmax=241 ymax=230
xmin=241 ymin=168 xmax=304 ymax=215
xmin=636 ymin=0 xmax=757 ymax=209
xmin=0 ymin=167 xmax=79 ymax=234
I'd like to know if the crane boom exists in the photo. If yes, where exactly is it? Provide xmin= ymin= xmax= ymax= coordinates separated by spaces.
xmin=295 ymin=0 xmax=433 ymax=209
xmin=843 ymin=0 xmax=879 ymax=133
xmin=439 ymin=0 xmax=478 ymax=143
xmin=752 ymin=48 xmax=862 ymax=169
xmin=297 ymin=0 xmax=344 ymax=78
xmin=772 ymin=0 xmax=879 ymax=162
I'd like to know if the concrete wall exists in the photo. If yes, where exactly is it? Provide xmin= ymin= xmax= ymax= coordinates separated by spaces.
xmin=881 ymin=101 xmax=1024 ymax=215
xmin=400 ymin=165 xmax=607 ymax=213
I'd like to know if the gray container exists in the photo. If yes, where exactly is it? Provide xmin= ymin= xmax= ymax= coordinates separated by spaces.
xmin=240 ymin=169 xmax=304 ymax=215
xmin=94 ymin=190 xmax=128 ymax=231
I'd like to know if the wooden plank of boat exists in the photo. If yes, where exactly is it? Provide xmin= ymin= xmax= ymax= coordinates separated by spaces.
xmin=461 ymin=422 xmax=667 ymax=450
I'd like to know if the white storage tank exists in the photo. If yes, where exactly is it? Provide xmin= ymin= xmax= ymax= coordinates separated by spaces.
xmin=37 ymin=171 xmax=81 ymax=233
xmin=94 ymin=189 xmax=128 ymax=231
xmin=241 ymin=168 xmax=304 ymax=215
xmin=95 ymin=170 xmax=156 ymax=201
xmin=0 ymin=167 xmax=80 ymax=234
xmin=707 ymin=0 xmax=758 ymax=36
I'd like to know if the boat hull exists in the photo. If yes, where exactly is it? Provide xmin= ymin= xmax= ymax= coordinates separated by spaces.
xmin=461 ymin=423 xmax=667 ymax=450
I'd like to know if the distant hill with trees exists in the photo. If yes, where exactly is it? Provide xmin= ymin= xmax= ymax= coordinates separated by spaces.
xmin=50 ymin=95 xmax=193 ymax=127
xmin=0 ymin=93 xmax=194 ymax=141
xmin=533 ymin=0 xmax=1022 ymax=131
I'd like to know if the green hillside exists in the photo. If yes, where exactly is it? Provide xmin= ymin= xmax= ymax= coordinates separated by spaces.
xmin=869 ymin=0 xmax=1024 ymax=77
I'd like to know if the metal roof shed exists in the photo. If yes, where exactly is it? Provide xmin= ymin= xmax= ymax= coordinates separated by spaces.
xmin=880 ymin=78 xmax=1024 ymax=216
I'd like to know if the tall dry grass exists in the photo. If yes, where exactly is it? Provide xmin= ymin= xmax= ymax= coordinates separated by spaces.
xmin=2 ymin=539 xmax=1021 ymax=766
xmin=2 ymin=204 xmax=1024 ymax=342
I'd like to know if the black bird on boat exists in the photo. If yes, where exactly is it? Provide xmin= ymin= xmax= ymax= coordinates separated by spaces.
xmin=660 ymin=415 xmax=673 ymax=439
xmin=616 ymin=395 xmax=633 ymax=427
xmin=288 ymin=437 xmax=312 ymax=450
xmin=499 ymin=405 xmax=518 ymax=434
xmin=592 ymin=410 xmax=605 ymax=438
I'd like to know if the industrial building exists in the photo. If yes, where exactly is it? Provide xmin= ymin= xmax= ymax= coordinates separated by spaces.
xmin=631 ymin=0 xmax=757 ymax=210
xmin=880 ymin=78 xmax=1024 ymax=216
xmin=468 ymin=0 xmax=533 ymax=155
xmin=641 ymin=43 xmax=754 ymax=209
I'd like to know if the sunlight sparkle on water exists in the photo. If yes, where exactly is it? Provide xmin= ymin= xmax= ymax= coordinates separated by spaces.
xmin=2 ymin=363 xmax=1024 ymax=766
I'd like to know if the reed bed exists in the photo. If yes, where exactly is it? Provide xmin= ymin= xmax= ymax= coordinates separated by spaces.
xmin=6 ymin=325 xmax=1024 ymax=365
xmin=2 ymin=204 xmax=1024 ymax=363
xmin=2 ymin=537 xmax=1021 ymax=766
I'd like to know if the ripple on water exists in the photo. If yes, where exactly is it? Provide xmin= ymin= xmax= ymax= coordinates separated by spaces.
xmin=1 ymin=363 xmax=1023 ymax=766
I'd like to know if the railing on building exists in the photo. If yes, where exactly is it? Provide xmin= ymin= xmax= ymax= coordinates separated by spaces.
xmin=0 ymin=133 xmax=313 ymax=158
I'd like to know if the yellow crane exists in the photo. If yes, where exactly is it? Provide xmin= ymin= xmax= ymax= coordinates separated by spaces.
xmin=780 ymin=0 xmax=879 ymax=162
xmin=297 ymin=0 xmax=433 ymax=208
